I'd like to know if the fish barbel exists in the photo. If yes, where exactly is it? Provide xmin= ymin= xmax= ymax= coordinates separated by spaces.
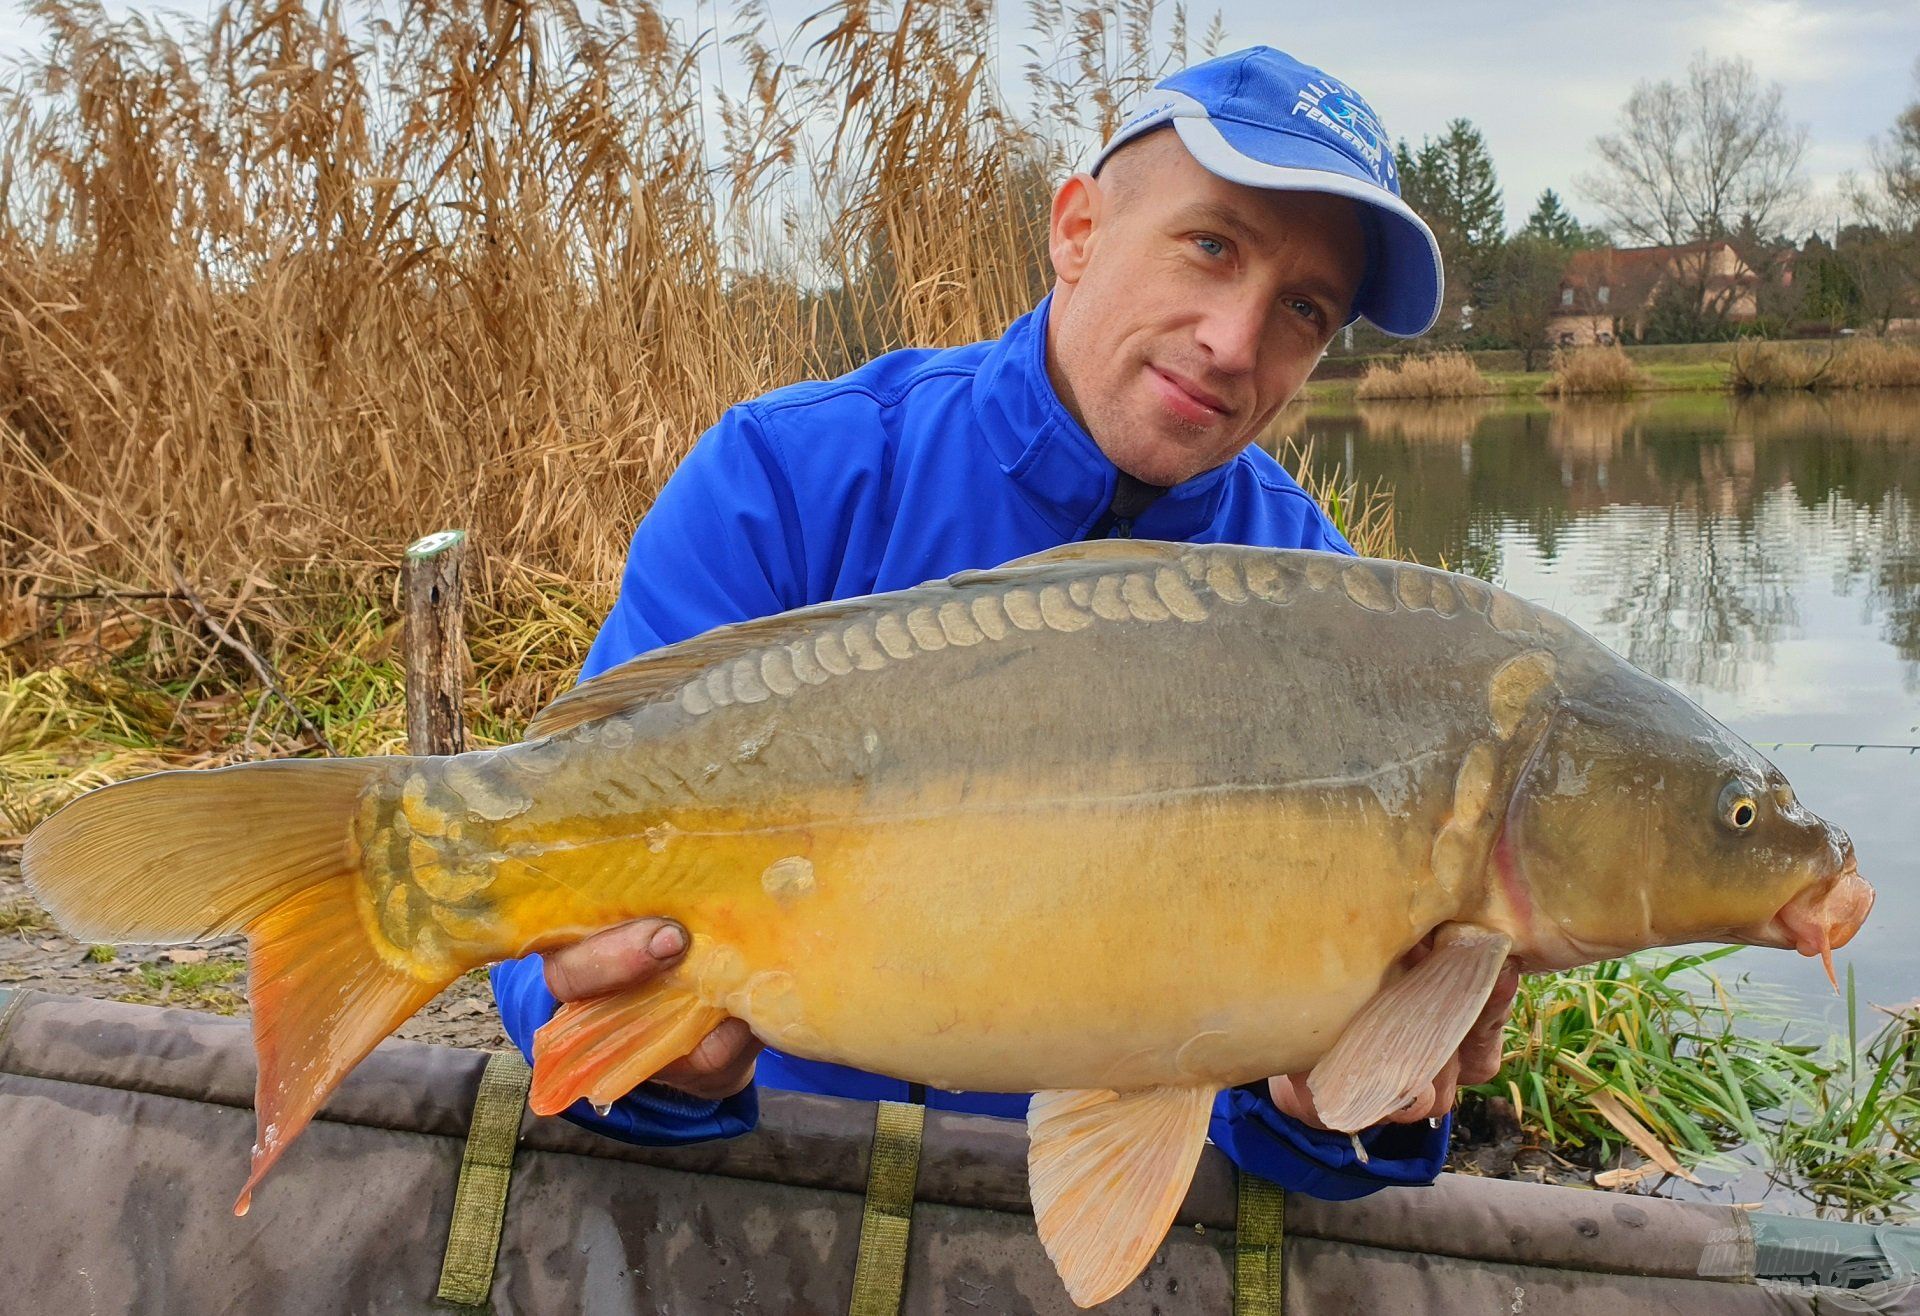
xmin=22 ymin=541 xmax=1872 ymax=1307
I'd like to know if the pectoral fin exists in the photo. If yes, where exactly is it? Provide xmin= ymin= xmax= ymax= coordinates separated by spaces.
xmin=1026 ymin=1084 xmax=1218 ymax=1308
xmin=529 ymin=983 xmax=727 ymax=1117
xmin=1308 ymin=923 xmax=1512 ymax=1132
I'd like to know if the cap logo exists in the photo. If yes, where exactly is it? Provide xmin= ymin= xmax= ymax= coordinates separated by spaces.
xmin=1114 ymin=89 xmax=1199 ymax=138
xmin=1290 ymin=78 xmax=1391 ymax=186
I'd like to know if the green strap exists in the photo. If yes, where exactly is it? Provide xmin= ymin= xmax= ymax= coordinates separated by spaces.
xmin=848 ymin=1099 xmax=926 ymax=1316
xmin=1234 ymin=1171 xmax=1286 ymax=1316
xmin=437 ymin=1050 xmax=533 ymax=1308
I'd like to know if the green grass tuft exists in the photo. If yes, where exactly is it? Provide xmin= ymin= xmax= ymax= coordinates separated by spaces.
xmin=1467 ymin=949 xmax=1920 ymax=1220
xmin=1767 ymin=969 xmax=1920 ymax=1221
xmin=117 ymin=958 xmax=247 ymax=1014
xmin=1467 ymin=948 xmax=1824 ymax=1171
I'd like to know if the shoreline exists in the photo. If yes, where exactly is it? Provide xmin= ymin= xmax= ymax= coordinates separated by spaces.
xmin=1301 ymin=337 xmax=1920 ymax=404
xmin=1300 ymin=360 xmax=1732 ymax=404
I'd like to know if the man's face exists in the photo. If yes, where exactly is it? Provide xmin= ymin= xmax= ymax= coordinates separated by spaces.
xmin=1045 ymin=130 xmax=1368 ymax=487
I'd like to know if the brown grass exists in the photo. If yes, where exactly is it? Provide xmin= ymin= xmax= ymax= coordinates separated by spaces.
xmin=1539 ymin=345 xmax=1649 ymax=397
xmin=1825 ymin=339 xmax=1920 ymax=390
xmin=1352 ymin=351 xmax=1492 ymax=401
xmin=1730 ymin=338 xmax=1920 ymax=393
xmin=1729 ymin=342 xmax=1831 ymax=392
xmin=1 ymin=898 xmax=55 ymax=935
xmin=1273 ymin=438 xmax=1397 ymax=560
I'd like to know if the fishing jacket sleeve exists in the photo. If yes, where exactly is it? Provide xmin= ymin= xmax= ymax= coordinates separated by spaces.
xmin=1211 ymin=1086 xmax=1450 ymax=1199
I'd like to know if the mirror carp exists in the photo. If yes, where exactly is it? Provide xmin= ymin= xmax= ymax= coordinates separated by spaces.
xmin=23 ymin=541 xmax=1872 ymax=1307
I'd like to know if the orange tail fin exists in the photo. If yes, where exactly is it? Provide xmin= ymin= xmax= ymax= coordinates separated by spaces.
xmin=20 ymin=760 xmax=455 ymax=1214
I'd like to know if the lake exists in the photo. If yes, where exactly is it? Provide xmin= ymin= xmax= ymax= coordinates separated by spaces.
xmin=1288 ymin=390 xmax=1919 ymax=1036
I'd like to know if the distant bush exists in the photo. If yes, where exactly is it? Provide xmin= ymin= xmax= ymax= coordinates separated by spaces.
xmin=1730 ymin=342 xmax=1829 ymax=392
xmin=1827 ymin=339 xmax=1920 ymax=390
xmin=1539 ymin=345 xmax=1649 ymax=396
xmin=1732 ymin=339 xmax=1920 ymax=393
xmin=1352 ymin=351 xmax=1492 ymax=400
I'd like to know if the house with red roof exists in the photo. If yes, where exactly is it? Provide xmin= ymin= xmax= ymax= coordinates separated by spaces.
xmin=1545 ymin=241 xmax=1769 ymax=345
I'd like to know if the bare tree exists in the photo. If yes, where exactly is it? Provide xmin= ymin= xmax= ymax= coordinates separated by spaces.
xmin=1838 ymin=58 xmax=1920 ymax=331
xmin=1857 ymin=57 xmax=1920 ymax=231
xmin=1581 ymin=53 xmax=1808 ymax=248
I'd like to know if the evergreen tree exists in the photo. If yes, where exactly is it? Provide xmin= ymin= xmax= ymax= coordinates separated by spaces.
xmin=1431 ymin=119 xmax=1505 ymax=256
xmin=1797 ymin=235 xmax=1862 ymax=328
xmin=1523 ymin=189 xmax=1605 ymax=248
xmin=1395 ymin=119 xmax=1506 ymax=331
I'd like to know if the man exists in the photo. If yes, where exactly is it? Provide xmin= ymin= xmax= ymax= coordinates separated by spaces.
xmin=493 ymin=46 xmax=1519 ymax=1199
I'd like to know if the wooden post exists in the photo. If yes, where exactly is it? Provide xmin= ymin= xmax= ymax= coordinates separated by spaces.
xmin=404 ymin=530 xmax=469 ymax=757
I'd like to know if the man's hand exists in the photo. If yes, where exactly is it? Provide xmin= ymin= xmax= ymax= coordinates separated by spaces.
xmin=543 ymin=918 xmax=762 ymax=1103
xmin=1268 ymin=949 xmax=1520 ymax=1130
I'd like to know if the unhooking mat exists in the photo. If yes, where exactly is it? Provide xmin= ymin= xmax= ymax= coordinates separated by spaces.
xmin=0 ymin=988 xmax=1914 ymax=1314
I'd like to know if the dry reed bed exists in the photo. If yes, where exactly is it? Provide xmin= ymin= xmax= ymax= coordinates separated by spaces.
xmin=0 ymin=0 xmax=1205 ymax=601
xmin=1539 ymin=345 xmax=1650 ymax=397
xmin=1351 ymin=351 xmax=1493 ymax=401
xmin=1729 ymin=339 xmax=1920 ymax=393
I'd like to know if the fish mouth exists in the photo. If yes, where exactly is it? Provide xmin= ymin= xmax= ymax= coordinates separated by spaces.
xmin=1746 ymin=854 xmax=1875 ymax=989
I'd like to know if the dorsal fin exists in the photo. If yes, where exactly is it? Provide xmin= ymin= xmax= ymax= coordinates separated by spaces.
xmin=523 ymin=599 xmax=867 ymax=739
xmin=1000 ymin=540 xmax=1193 ymax=570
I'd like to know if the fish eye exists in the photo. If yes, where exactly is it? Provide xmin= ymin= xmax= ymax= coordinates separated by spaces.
xmin=1719 ymin=782 xmax=1759 ymax=833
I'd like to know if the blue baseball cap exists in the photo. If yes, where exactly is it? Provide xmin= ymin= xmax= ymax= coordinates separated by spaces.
xmin=1091 ymin=47 xmax=1444 ymax=338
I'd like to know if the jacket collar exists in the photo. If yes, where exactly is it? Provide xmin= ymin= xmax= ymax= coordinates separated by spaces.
xmin=971 ymin=294 xmax=1237 ymax=541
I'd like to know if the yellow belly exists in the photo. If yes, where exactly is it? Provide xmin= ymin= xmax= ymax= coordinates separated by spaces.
xmin=498 ymin=783 xmax=1443 ymax=1094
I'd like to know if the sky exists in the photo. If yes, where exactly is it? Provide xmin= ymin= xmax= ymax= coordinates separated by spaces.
xmin=708 ymin=0 xmax=1918 ymax=233
xmin=3 ymin=0 xmax=1915 ymax=234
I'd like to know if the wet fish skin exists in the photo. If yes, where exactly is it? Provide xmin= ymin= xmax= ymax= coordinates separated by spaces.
xmin=20 ymin=541 xmax=1869 ymax=1307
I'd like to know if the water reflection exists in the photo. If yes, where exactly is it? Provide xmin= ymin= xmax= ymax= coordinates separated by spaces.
xmin=1350 ymin=398 xmax=1495 ymax=446
xmin=1586 ymin=506 xmax=1799 ymax=690
xmin=1856 ymin=498 xmax=1919 ymax=680
xmin=1276 ymin=391 xmax=1920 ymax=694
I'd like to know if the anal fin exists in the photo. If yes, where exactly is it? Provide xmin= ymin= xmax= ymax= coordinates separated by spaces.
xmin=1308 ymin=922 xmax=1512 ymax=1132
xmin=1027 ymin=1084 xmax=1218 ymax=1308
xmin=529 ymin=983 xmax=727 ymax=1117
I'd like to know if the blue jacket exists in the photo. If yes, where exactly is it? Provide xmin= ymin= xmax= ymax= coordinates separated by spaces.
xmin=491 ymin=296 xmax=1451 ymax=1199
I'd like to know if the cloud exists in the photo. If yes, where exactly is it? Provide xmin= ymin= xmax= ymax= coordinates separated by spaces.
xmin=1200 ymin=0 xmax=1914 ymax=230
